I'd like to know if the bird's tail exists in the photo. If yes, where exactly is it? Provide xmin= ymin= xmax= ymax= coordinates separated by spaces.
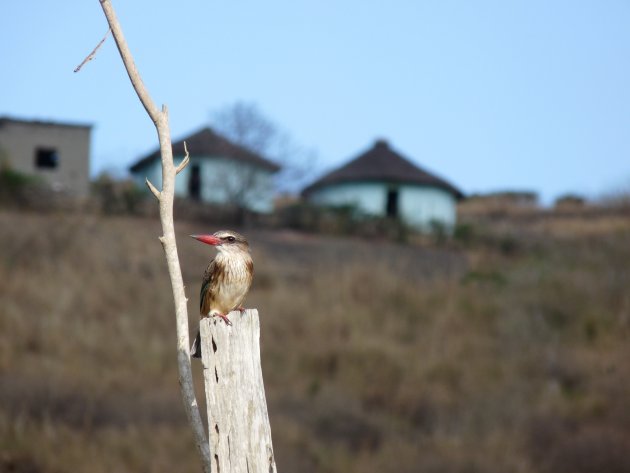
xmin=191 ymin=330 xmax=202 ymax=359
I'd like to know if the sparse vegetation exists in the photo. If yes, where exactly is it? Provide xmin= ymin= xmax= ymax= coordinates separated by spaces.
xmin=0 ymin=165 xmax=43 ymax=207
xmin=1 ymin=208 xmax=629 ymax=472
xmin=273 ymin=201 xmax=412 ymax=241
xmin=91 ymin=173 xmax=147 ymax=215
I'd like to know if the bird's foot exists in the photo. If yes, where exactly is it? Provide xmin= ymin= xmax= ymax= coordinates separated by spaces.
xmin=236 ymin=306 xmax=246 ymax=314
xmin=214 ymin=313 xmax=233 ymax=326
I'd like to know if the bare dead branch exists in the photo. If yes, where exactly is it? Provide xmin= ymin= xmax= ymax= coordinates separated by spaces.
xmin=74 ymin=27 xmax=111 ymax=73
xmin=145 ymin=177 xmax=161 ymax=199
xmin=97 ymin=1 xmax=212 ymax=471
xmin=99 ymin=0 xmax=161 ymax=125
xmin=176 ymin=141 xmax=190 ymax=175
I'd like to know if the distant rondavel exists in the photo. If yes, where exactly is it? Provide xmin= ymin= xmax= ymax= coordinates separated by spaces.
xmin=303 ymin=139 xmax=463 ymax=231
xmin=130 ymin=127 xmax=280 ymax=213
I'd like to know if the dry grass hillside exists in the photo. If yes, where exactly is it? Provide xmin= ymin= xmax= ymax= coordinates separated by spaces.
xmin=1 ymin=208 xmax=629 ymax=473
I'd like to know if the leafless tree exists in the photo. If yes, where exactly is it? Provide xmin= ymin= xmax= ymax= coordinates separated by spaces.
xmin=211 ymin=102 xmax=318 ymax=198
xmin=91 ymin=4 xmax=279 ymax=472
xmin=93 ymin=2 xmax=211 ymax=470
xmin=206 ymin=148 xmax=277 ymax=223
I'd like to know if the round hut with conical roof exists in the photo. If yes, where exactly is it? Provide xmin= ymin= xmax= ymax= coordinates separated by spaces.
xmin=303 ymin=139 xmax=463 ymax=230
xmin=130 ymin=127 xmax=280 ymax=212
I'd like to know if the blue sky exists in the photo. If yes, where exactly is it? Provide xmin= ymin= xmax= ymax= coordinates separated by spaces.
xmin=1 ymin=1 xmax=629 ymax=203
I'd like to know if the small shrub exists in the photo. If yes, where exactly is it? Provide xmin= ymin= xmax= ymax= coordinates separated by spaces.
xmin=91 ymin=173 xmax=148 ymax=215
xmin=0 ymin=165 xmax=43 ymax=207
xmin=453 ymin=222 xmax=476 ymax=245
xmin=428 ymin=219 xmax=448 ymax=244
xmin=498 ymin=234 xmax=519 ymax=255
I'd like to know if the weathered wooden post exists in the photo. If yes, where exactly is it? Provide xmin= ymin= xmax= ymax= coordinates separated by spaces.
xmin=200 ymin=309 xmax=277 ymax=473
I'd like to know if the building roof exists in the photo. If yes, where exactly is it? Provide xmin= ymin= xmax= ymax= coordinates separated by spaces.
xmin=303 ymin=139 xmax=463 ymax=198
xmin=0 ymin=116 xmax=92 ymax=129
xmin=129 ymin=126 xmax=281 ymax=173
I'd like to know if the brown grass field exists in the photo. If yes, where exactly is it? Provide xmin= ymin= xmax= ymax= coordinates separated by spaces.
xmin=1 ymin=208 xmax=629 ymax=473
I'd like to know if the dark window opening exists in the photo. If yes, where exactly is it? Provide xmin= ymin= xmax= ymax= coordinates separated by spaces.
xmin=386 ymin=188 xmax=399 ymax=217
xmin=35 ymin=148 xmax=59 ymax=169
xmin=188 ymin=164 xmax=201 ymax=200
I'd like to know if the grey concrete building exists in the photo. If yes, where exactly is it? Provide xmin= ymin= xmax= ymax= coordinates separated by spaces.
xmin=0 ymin=117 xmax=92 ymax=197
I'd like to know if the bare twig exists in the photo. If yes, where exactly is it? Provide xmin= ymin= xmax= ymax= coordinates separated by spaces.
xmin=99 ymin=0 xmax=161 ymax=124
xmin=145 ymin=177 xmax=161 ymax=199
xmin=74 ymin=27 xmax=111 ymax=73
xmin=97 ymin=1 xmax=212 ymax=471
xmin=176 ymin=141 xmax=191 ymax=175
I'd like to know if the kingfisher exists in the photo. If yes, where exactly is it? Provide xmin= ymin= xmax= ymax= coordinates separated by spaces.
xmin=189 ymin=230 xmax=254 ymax=358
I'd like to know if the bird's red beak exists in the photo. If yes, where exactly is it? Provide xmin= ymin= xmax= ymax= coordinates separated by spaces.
xmin=190 ymin=234 xmax=221 ymax=246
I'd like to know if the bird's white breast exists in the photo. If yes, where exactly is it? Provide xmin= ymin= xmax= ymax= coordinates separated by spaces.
xmin=211 ymin=254 xmax=252 ymax=315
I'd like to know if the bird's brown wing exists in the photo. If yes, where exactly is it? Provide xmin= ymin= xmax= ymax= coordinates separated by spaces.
xmin=200 ymin=258 xmax=219 ymax=316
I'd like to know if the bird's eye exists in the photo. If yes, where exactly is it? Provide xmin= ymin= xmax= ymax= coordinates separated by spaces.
xmin=227 ymin=236 xmax=236 ymax=242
